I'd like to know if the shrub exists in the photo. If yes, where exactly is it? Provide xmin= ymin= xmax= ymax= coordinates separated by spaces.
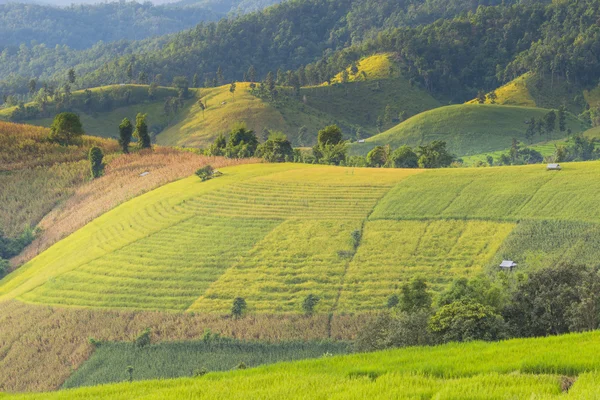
xmin=193 ymin=367 xmax=208 ymax=377
xmin=195 ymin=165 xmax=214 ymax=181
xmin=386 ymin=294 xmax=399 ymax=309
xmin=428 ymin=300 xmax=506 ymax=343
xmin=134 ymin=328 xmax=151 ymax=348
xmin=302 ymin=294 xmax=320 ymax=316
xmin=48 ymin=112 xmax=84 ymax=145
xmin=231 ymin=297 xmax=247 ymax=319
xmin=89 ymin=146 xmax=104 ymax=179
xmin=236 ymin=362 xmax=247 ymax=370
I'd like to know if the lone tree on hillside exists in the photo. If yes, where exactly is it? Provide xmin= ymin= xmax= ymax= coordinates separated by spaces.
xmin=231 ymin=297 xmax=247 ymax=319
xmin=89 ymin=146 xmax=104 ymax=179
xmin=317 ymin=125 xmax=343 ymax=146
xmin=48 ymin=112 xmax=84 ymax=145
xmin=198 ymin=99 xmax=206 ymax=119
xmin=230 ymin=81 xmax=237 ymax=100
xmin=302 ymin=294 xmax=320 ymax=316
xmin=118 ymin=118 xmax=133 ymax=153
xmin=134 ymin=113 xmax=151 ymax=149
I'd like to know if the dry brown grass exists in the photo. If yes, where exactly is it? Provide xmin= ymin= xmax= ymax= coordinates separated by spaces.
xmin=0 ymin=121 xmax=118 ymax=171
xmin=0 ymin=300 xmax=364 ymax=392
xmin=13 ymin=148 xmax=260 ymax=266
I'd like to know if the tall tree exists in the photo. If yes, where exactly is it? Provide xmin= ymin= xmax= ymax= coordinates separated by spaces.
xmin=229 ymin=81 xmax=236 ymax=100
xmin=192 ymin=73 xmax=199 ymax=88
xmin=247 ymin=65 xmax=256 ymax=83
xmin=118 ymin=117 xmax=133 ymax=153
xmin=67 ymin=68 xmax=76 ymax=84
xmin=216 ymin=66 xmax=224 ymax=85
xmin=88 ymin=146 xmax=104 ymax=179
xmin=134 ymin=113 xmax=151 ymax=149
xmin=558 ymin=106 xmax=567 ymax=132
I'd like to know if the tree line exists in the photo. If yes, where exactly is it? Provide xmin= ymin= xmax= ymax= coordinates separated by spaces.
xmin=355 ymin=263 xmax=600 ymax=352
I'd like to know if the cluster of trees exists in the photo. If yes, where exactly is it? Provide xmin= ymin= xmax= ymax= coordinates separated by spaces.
xmin=524 ymin=108 xmax=567 ymax=143
xmin=205 ymin=123 xmax=294 ymax=162
xmin=8 ymin=80 xmax=176 ymax=122
xmin=365 ymin=141 xmax=454 ymax=169
xmin=356 ymin=263 xmax=600 ymax=352
xmin=230 ymin=293 xmax=320 ymax=319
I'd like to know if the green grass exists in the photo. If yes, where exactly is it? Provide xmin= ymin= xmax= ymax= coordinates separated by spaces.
xmin=62 ymin=340 xmax=350 ymax=389
xmin=7 ymin=331 xmax=600 ymax=399
xmin=370 ymin=161 xmax=600 ymax=223
xmin=489 ymin=220 xmax=600 ymax=272
xmin=351 ymin=104 xmax=588 ymax=157
xmin=337 ymin=219 xmax=515 ymax=311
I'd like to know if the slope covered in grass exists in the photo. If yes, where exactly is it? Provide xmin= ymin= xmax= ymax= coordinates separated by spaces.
xmin=4 ymin=161 xmax=600 ymax=314
xmin=351 ymin=104 xmax=588 ymax=156
xmin=63 ymin=340 xmax=350 ymax=389
xmin=0 ymin=164 xmax=421 ymax=311
xmin=7 ymin=331 xmax=600 ymax=399
xmin=467 ymin=72 xmax=600 ymax=114
xmin=0 ymin=85 xmax=181 ymax=139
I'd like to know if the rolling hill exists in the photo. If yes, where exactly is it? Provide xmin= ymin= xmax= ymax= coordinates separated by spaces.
xmin=467 ymin=72 xmax=600 ymax=114
xmin=350 ymin=104 xmax=588 ymax=157
xmin=5 ymin=331 xmax=600 ymax=399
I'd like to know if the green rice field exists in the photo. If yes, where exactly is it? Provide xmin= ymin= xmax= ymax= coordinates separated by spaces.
xmin=7 ymin=331 xmax=600 ymax=399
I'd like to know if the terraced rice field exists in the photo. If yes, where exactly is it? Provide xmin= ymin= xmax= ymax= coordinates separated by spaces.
xmin=337 ymin=220 xmax=515 ymax=311
xmin=7 ymin=331 xmax=600 ymax=399
xmin=0 ymin=164 xmax=421 ymax=311
xmin=3 ymin=161 xmax=600 ymax=314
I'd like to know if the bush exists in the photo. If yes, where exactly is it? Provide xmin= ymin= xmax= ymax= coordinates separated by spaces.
xmin=134 ymin=328 xmax=151 ymax=348
xmin=195 ymin=165 xmax=214 ymax=181
xmin=231 ymin=297 xmax=247 ymax=319
xmin=302 ymin=294 xmax=320 ymax=316
xmin=89 ymin=146 xmax=104 ymax=179
xmin=48 ymin=112 xmax=84 ymax=145
xmin=428 ymin=300 xmax=506 ymax=343
xmin=193 ymin=367 xmax=208 ymax=377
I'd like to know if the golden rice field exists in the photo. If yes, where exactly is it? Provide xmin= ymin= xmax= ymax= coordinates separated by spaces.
xmin=5 ymin=331 xmax=600 ymax=399
xmin=3 ymin=161 xmax=600 ymax=314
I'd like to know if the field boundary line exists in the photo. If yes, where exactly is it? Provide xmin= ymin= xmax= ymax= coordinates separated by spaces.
xmin=329 ymin=184 xmax=397 ymax=320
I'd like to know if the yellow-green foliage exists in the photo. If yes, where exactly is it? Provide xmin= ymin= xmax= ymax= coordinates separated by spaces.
xmin=467 ymin=73 xmax=536 ymax=107
xmin=192 ymin=220 xmax=359 ymax=313
xmin=353 ymin=104 xmax=587 ymax=156
xmin=7 ymin=331 xmax=600 ymax=399
xmin=329 ymin=53 xmax=399 ymax=84
xmin=0 ymin=164 xmax=420 ymax=311
xmin=583 ymin=126 xmax=600 ymax=140
xmin=337 ymin=220 xmax=514 ymax=311
xmin=583 ymin=85 xmax=600 ymax=108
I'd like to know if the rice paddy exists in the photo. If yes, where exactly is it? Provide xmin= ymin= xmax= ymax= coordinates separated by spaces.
xmin=6 ymin=331 xmax=600 ymax=399
xmin=337 ymin=220 xmax=515 ymax=312
xmin=3 ymin=161 xmax=600 ymax=314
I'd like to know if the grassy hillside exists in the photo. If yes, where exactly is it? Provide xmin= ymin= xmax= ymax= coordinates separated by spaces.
xmin=351 ymin=104 xmax=588 ymax=157
xmin=4 ymin=161 xmax=600 ymax=314
xmin=0 ymin=85 xmax=181 ymax=139
xmin=63 ymin=340 xmax=350 ymax=389
xmin=467 ymin=72 xmax=600 ymax=114
xmin=157 ymin=82 xmax=335 ymax=148
xmin=0 ymin=121 xmax=118 ymax=239
xmin=7 ymin=331 xmax=600 ymax=399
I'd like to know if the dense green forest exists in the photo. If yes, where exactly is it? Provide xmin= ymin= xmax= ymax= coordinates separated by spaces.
xmin=0 ymin=0 xmax=512 ymax=97
xmin=0 ymin=0 xmax=282 ymax=49
xmin=1 ymin=0 xmax=599 ymax=105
